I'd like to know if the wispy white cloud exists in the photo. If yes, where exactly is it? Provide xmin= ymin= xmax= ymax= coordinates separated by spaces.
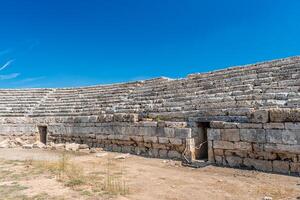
xmin=0 ymin=60 xmax=14 ymax=71
xmin=0 ymin=73 xmax=20 ymax=80
xmin=0 ymin=48 xmax=12 ymax=56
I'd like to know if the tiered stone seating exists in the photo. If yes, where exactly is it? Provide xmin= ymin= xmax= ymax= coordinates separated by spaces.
xmin=0 ymin=56 xmax=299 ymax=121
xmin=0 ymin=89 xmax=52 ymax=117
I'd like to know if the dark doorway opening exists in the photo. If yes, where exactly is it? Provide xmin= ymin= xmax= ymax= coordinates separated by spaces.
xmin=38 ymin=126 xmax=47 ymax=144
xmin=195 ymin=122 xmax=210 ymax=160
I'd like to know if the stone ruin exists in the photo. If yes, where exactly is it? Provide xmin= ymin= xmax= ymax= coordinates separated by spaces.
xmin=0 ymin=56 xmax=300 ymax=175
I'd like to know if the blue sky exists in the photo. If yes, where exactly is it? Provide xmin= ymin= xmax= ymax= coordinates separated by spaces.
xmin=0 ymin=0 xmax=300 ymax=88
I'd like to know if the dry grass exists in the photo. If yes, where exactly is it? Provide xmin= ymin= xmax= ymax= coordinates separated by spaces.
xmin=29 ymin=151 xmax=86 ymax=188
xmin=26 ymin=151 xmax=130 ymax=197
xmin=103 ymin=157 xmax=129 ymax=195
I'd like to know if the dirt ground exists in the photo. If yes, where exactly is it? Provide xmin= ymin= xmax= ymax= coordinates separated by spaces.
xmin=0 ymin=148 xmax=299 ymax=200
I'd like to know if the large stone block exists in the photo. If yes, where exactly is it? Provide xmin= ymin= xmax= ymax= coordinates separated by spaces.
xmin=290 ymin=162 xmax=300 ymax=173
xmin=169 ymin=138 xmax=183 ymax=145
xmin=225 ymin=156 xmax=243 ymax=167
xmin=221 ymin=129 xmax=240 ymax=141
xmin=158 ymin=137 xmax=169 ymax=144
xmin=263 ymin=123 xmax=285 ymax=129
xmin=273 ymin=160 xmax=290 ymax=174
xmin=113 ymin=113 xmax=138 ymax=122
xmin=248 ymin=110 xmax=269 ymax=123
xmin=213 ymin=141 xmax=234 ymax=150
xmin=243 ymin=158 xmax=273 ymax=172
xmin=210 ymin=121 xmax=238 ymax=129
xmin=266 ymin=129 xmax=283 ymax=144
xmin=285 ymin=122 xmax=300 ymax=130
xmin=270 ymin=108 xmax=300 ymax=122
xmin=234 ymin=142 xmax=252 ymax=151
xmin=240 ymin=129 xmax=266 ymax=143
xmin=264 ymin=143 xmax=300 ymax=154
xmin=237 ymin=123 xmax=263 ymax=129
xmin=143 ymin=136 xmax=158 ymax=143
xmin=207 ymin=129 xmax=221 ymax=140
xmin=167 ymin=150 xmax=182 ymax=159
xmin=282 ymin=130 xmax=298 ymax=145
xmin=164 ymin=121 xmax=187 ymax=128
xmin=174 ymin=128 xmax=192 ymax=139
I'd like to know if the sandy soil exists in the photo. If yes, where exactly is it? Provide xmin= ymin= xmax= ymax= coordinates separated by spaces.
xmin=0 ymin=148 xmax=299 ymax=200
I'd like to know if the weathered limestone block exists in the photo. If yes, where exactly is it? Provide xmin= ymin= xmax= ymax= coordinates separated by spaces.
xmin=158 ymin=149 xmax=168 ymax=158
xmin=278 ymin=153 xmax=298 ymax=162
xmin=273 ymin=160 xmax=290 ymax=174
xmin=234 ymin=142 xmax=252 ymax=151
xmin=285 ymin=122 xmax=300 ymax=130
xmin=270 ymin=108 xmax=300 ymax=122
xmin=158 ymin=137 xmax=169 ymax=144
xmin=143 ymin=136 xmax=158 ymax=143
xmin=148 ymin=148 xmax=159 ymax=157
xmin=135 ymin=146 xmax=147 ymax=155
xmin=168 ymin=150 xmax=182 ymax=159
xmin=213 ymin=141 xmax=234 ymax=150
xmin=224 ymin=150 xmax=247 ymax=158
xmin=215 ymin=156 xmax=224 ymax=165
xmin=264 ymin=143 xmax=300 ymax=154
xmin=263 ymin=123 xmax=285 ymax=129
xmin=249 ymin=151 xmax=277 ymax=160
xmin=174 ymin=128 xmax=192 ymax=139
xmin=98 ymin=114 xmax=114 ymax=123
xmin=266 ymin=129 xmax=283 ymax=144
xmin=164 ymin=121 xmax=187 ymax=128
xmin=121 ymin=146 xmax=134 ymax=154
xmin=225 ymin=156 xmax=243 ymax=167
xmin=207 ymin=129 xmax=221 ymax=140
xmin=137 ymin=121 xmax=158 ymax=127
xmin=163 ymin=128 xmax=175 ymax=137
xmin=152 ymin=143 xmax=169 ymax=150
xmin=74 ymin=116 xmax=90 ymax=123
xmin=221 ymin=129 xmax=240 ymax=141
xmin=113 ymin=113 xmax=138 ymax=122
xmin=240 ymin=129 xmax=266 ymax=143
xmin=130 ymin=136 xmax=143 ymax=142
xmin=282 ymin=130 xmax=299 ymax=145
xmin=237 ymin=123 xmax=263 ymax=129
xmin=210 ymin=121 xmax=238 ymax=129
xmin=169 ymin=138 xmax=183 ymax=145
xmin=243 ymin=158 xmax=273 ymax=172
xmin=213 ymin=149 xmax=224 ymax=156
xmin=248 ymin=110 xmax=269 ymax=123
xmin=290 ymin=162 xmax=300 ymax=173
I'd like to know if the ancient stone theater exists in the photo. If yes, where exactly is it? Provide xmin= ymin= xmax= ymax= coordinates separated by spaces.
xmin=1 ymin=56 xmax=300 ymax=174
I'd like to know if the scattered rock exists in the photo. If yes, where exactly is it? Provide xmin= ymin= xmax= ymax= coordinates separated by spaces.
xmin=79 ymin=144 xmax=89 ymax=149
xmin=0 ymin=139 xmax=10 ymax=148
xmin=53 ymin=143 xmax=65 ymax=150
xmin=14 ymin=137 xmax=26 ymax=146
xmin=65 ymin=143 xmax=80 ymax=151
xmin=95 ymin=152 xmax=108 ymax=157
xmin=89 ymin=147 xmax=103 ymax=153
xmin=262 ymin=197 xmax=273 ymax=200
xmin=79 ymin=149 xmax=90 ymax=154
xmin=33 ymin=141 xmax=46 ymax=149
xmin=114 ymin=153 xmax=130 ymax=159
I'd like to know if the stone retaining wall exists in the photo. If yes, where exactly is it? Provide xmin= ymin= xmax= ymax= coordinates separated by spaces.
xmin=207 ymin=109 xmax=300 ymax=175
